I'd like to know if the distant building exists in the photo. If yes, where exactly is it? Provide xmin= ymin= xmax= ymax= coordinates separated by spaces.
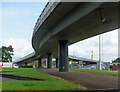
xmin=0 ymin=62 xmax=13 ymax=68
xmin=109 ymin=63 xmax=120 ymax=71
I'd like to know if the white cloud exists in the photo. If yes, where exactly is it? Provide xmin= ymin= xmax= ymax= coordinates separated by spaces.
xmin=0 ymin=3 xmax=2 ymax=41
xmin=69 ymin=30 xmax=118 ymax=62
xmin=1 ymin=30 xmax=118 ymax=63
xmin=0 ymin=38 xmax=34 ymax=61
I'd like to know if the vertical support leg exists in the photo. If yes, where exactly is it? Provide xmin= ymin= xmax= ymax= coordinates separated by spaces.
xmin=37 ymin=58 xmax=41 ymax=68
xmin=58 ymin=40 xmax=69 ymax=72
xmin=56 ymin=58 xmax=59 ymax=68
xmin=47 ymin=53 xmax=52 ymax=68
xmin=25 ymin=63 xmax=27 ymax=66
xmin=18 ymin=65 xmax=22 ymax=68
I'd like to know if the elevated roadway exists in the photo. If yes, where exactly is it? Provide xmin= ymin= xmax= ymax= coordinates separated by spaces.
xmin=14 ymin=1 xmax=119 ymax=72
xmin=14 ymin=52 xmax=98 ymax=68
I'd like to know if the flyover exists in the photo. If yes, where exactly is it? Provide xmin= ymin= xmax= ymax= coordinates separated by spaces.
xmin=14 ymin=1 xmax=119 ymax=72
xmin=13 ymin=53 xmax=98 ymax=68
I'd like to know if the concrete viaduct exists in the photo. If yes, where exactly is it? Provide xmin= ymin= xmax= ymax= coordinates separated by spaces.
xmin=14 ymin=52 xmax=98 ymax=68
xmin=14 ymin=1 xmax=119 ymax=72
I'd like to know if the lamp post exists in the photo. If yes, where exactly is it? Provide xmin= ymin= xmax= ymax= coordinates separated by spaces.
xmin=102 ymin=35 xmax=103 ymax=62
xmin=99 ymin=35 xmax=101 ymax=70
xmin=91 ymin=51 xmax=93 ymax=61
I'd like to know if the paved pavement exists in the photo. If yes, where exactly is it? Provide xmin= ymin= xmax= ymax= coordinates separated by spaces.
xmin=0 ymin=77 xmax=18 ymax=81
xmin=37 ymin=68 xmax=119 ymax=90
xmin=0 ymin=71 xmax=18 ymax=81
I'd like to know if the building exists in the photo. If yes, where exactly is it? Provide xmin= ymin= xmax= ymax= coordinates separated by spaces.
xmin=109 ymin=63 xmax=120 ymax=71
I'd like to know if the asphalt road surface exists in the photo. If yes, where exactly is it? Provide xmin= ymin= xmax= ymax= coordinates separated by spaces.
xmin=0 ymin=77 xmax=17 ymax=81
xmin=37 ymin=68 xmax=118 ymax=90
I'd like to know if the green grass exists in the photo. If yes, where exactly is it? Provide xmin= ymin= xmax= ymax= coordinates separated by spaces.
xmin=2 ymin=68 xmax=58 ymax=80
xmin=2 ymin=81 xmax=83 ymax=90
xmin=1 ymin=68 xmax=86 ymax=90
xmin=70 ymin=68 xmax=119 ymax=76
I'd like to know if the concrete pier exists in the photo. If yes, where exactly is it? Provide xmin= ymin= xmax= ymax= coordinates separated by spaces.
xmin=37 ymin=58 xmax=42 ymax=68
xmin=58 ymin=40 xmax=69 ymax=72
xmin=47 ymin=53 xmax=52 ymax=68
xmin=56 ymin=58 xmax=59 ymax=68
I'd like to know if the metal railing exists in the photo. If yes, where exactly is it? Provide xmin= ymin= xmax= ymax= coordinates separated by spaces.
xmin=33 ymin=0 xmax=61 ymax=35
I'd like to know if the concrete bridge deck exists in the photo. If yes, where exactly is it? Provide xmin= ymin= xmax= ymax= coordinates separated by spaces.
xmin=14 ymin=2 xmax=119 ymax=72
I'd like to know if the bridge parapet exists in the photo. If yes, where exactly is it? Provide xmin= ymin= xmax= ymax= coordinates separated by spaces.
xmin=33 ymin=0 xmax=60 ymax=36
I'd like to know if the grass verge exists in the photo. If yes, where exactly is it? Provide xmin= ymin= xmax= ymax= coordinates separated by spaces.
xmin=1 ymin=68 xmax=86 ymax=90
xmin=70 ymin=68 xmax=119 ymax=76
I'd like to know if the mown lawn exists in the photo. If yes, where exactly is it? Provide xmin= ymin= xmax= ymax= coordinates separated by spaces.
xmin=70 ymin=68 xmax=119 ymax=76
xmin=1 ymin=68 xmax=86 ymax=90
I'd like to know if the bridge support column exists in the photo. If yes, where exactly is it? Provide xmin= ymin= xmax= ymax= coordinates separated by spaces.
xmin=25 ymin=63 xmax=27 ymax=66
xmin=37 ymin=58 xmax=42 ymax=68
xmin=18 ymin=65 xmax=22 ymax=68
xmin=56 ymin=58 xmax=59 ymax=68
xmin=58 ymin=40 xmax=69 ymax=72
xmin=47 ymin=53 xmax=52 ymax=68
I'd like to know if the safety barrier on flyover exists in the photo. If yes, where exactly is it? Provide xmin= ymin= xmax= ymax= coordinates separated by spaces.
xmin=33 ymin=0 xmax=60 ymax=35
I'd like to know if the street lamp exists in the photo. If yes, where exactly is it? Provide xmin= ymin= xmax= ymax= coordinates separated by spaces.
xmin=99 ymin=35 xmax=101 ymax=70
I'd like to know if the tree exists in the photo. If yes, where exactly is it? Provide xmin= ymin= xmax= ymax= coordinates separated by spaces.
xmin=112 ymin=58 xmax=120 ymax=63
xmin=0 ymin=45 xmax=14 ymax=62
xmin=53 ymin=61 xmax=56 ymax=66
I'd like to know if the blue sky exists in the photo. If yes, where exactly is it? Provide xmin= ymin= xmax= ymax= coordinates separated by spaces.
xmin=2 ymin=2 xmax=47 ymax=39
xmin=0 ymin=2 xmax=118 ymax=62
xmin=1 ymin=2 xmax=47 ymax=60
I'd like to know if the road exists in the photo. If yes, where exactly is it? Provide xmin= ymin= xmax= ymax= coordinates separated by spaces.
xmin=37 ymin=68 xmax=118 ymax=90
